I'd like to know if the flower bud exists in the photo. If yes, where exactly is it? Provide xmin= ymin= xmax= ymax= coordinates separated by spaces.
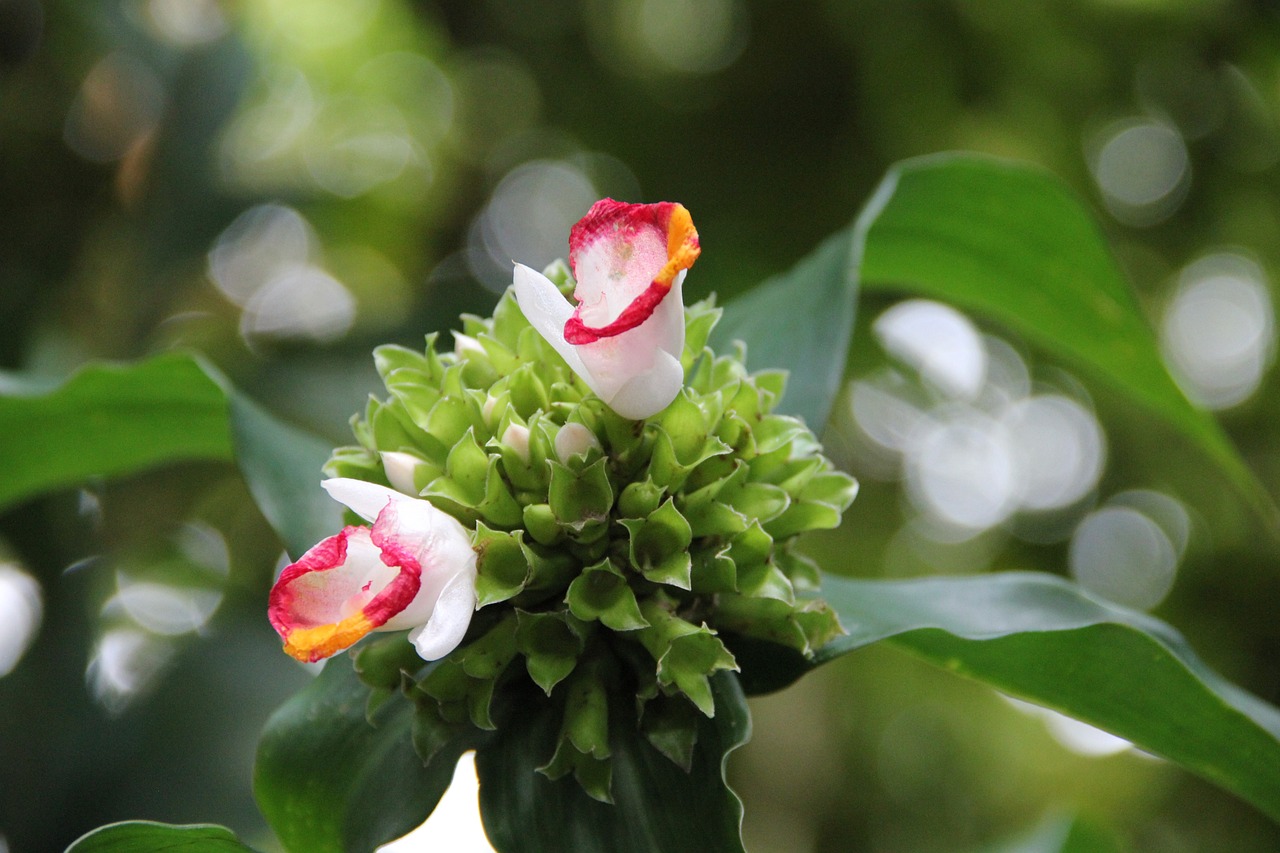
xmin=452 ymin=332 xmax=487 ymax=359
xmin=379 ymin=450 xmax=426 ymax=495
xmin=500 ymin=422 xmax=531 ymax=463
xmin=554 ymin=422 xmax=601 ymax=464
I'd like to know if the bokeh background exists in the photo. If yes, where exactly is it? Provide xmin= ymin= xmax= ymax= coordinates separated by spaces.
xmin=4 ymin=1 xmax=1280 ymax=850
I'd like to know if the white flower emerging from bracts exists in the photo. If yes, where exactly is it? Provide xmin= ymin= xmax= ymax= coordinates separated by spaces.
xmin=513 ymin=199 xmax=701 ymax=420
xmin=268 ymin=479 xmax=477 ymax=664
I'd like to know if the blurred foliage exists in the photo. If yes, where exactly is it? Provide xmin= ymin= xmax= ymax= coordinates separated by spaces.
xmin=4 ymin=0 xmax=1280 ymax=851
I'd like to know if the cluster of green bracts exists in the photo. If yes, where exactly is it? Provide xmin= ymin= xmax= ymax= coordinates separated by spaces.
xmin=326 ymin=262 xmax=856 ymax=802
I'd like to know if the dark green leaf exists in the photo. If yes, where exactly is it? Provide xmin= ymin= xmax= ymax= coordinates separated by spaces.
xmin=810 ymin=571 xmax=1280 ymax=823
xmin=855 ymin=152 xmax=1278 ymax=532
xmin=0 ymin=353 xmax=345 ymax=558
xmin=476 ymin=672 xmax=751 ymax=853
xmin=64 ymin=821 xmax=258 ymax=852
xmin=225 ymin=389 xmax=341 ymax=560
xmin=720 ymin=632 xmax=812 ymax=696
xmin=0 ymin=353 xmax=231 ymax=512
xmin=254 ymin=658 xmax=474 ymax=853
xmin=712 ymin=229 xmax=859 ymax=432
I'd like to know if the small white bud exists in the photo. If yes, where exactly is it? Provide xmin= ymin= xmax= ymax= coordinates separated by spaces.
xmin=380 ymin=451 xmax=425 ymax=495
xmin=482 ymin=393 xmax=501 ymax=428
xmin=554 ymin=422 xmax=601 ymax=464
xmin=452 ymin=332 xmax=486 ymax=359
xmin=501 ymin=423 xmax=531 ymax=462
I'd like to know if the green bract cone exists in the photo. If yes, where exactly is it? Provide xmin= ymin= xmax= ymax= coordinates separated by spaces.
xmin=336 ymin=261 xmax=857 ymax=800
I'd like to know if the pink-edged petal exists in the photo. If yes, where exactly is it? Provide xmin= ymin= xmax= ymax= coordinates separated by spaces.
xmin=323 ymin=476 xmax=472 ymax=561
xmin=563 ymin=200 xmax=699 ymax=344
xmin=511 ymin=201 xmax=698 ymax=420
xmin=374 ymin=495 xmax=477 ymax=630
xmin=269 ymin=525 xmax=422 ymax=663
xmin=575 ymin=272 xmax=686 ymax=417
xmin=272 ymin=480 xmax=479 ymax=663
xmin=406 ymin=566 xmax=478 ymax=660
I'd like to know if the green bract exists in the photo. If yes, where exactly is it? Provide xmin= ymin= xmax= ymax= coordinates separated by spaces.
xmin=331 ymin=262 xmax=857 ymax=800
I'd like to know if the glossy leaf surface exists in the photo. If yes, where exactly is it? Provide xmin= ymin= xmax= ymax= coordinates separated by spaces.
xmin=254 ymin=659 xmax=471 ymax=853
xmin=0 ymin=354 xmax=231 ymax=511
xmin=712 ymin=230 xmax=859 ymax=432
xmin=227 ymin=390 xmax=341 ymax=560
xmin=808 ymin=571 xmax=1280 ymax=823
xmin=854 ymin=153 xmax=1277 ymax=530
xmin=64 ymin=821 xmax=258 ymax=853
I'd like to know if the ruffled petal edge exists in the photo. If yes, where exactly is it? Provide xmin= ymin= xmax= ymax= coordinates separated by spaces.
xmin=563 ymin=200 xmax=699 ymax=344
xmin=269 ymin=525 xmax=423 ymax=663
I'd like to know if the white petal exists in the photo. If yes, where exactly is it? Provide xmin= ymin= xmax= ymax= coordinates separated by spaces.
xmin=575 ymin=274 xmax=685 ymax=410
xmin=513 ymin=261 xmax=686 ymax=419
xmin=322 ymin=478 xmax=402 ymax=523
xmin=379 ymin=451 xmax=424 ymax=495
xmin=512 ymin=263 xmax=589 ymax=379
xmin=375 ymin=497 xmax=476 ymax=629
xmin=407 ymin=568 xmax=478 ymax=660
xmin=602 ymin=348 xmax=684 ymax=419
xmin=650 ymin=269 xmax=687 ymax=360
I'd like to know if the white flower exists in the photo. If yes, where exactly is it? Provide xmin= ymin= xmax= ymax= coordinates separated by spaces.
xmin=513 ymin=199 xmax=701 ymax=420
xmin=268 ymin=479 xmax=477 ymax=663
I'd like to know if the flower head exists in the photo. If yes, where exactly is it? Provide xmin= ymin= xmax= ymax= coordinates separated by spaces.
xmin=513 ymin=199 xmax=701 ymax=420
xmin=296 ymin=200 xmax=857 ymax=803
xmin=268 ymin=479 xmax=477 ymax=664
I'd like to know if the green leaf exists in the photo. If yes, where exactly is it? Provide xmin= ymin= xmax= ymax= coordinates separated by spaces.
xmin=254 ymin=658 xmax=474 ymax=853
xmin=855 ymin=152 xmax=1278 ymax=532
xmin=225 ymin=389 xmax=341 ymax=561
xmin=0 ymin=353 xmax=231 ymax=512
xmin=712 ymin=229 xmax=859 ymax=432
xmin=64 ymin=821 xmax=258 ymax=852
xmin=808 ymin=571 xmax=1280 ymax=824
xmin=0 ymin=353 xmax=346 ymax=559
xmin=719 ymin=633 xmax=812 ymax=696
xmin=476 ymin=672 xmax=751 ymax=853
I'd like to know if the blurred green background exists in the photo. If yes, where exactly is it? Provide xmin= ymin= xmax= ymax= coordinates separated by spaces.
xmin=4 ymin=1 xmax=1280 ymax=850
